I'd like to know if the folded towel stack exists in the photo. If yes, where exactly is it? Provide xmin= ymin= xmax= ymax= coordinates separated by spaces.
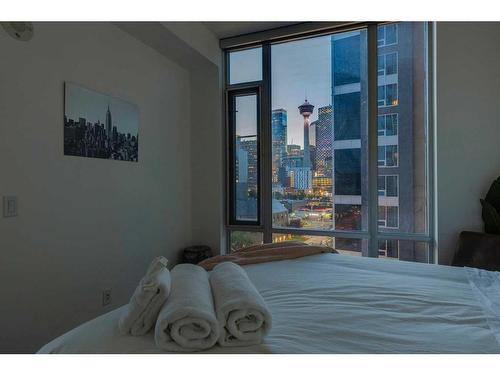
xmin=209 ymin=262 xmax=272 ymax=347
xmin=120 ymin=255 xmax=272 ymax=351
xmin=154 ymin=264 xmax=219 ymax=352
xmin=119 ymin=256 xmax=171 ymax=336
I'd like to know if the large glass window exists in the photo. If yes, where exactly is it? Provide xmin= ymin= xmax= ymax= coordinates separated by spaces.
xmin=228 ymin=91 xmax=260 ymax=224
xmin=270 ymin=29 xmax=368 ymax=235
xmin=225 ymin=22 xmax=432 ymax=263
xmin=229 ymin=47 xmax=262 ymax=84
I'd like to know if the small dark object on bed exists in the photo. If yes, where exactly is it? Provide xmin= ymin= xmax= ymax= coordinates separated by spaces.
xmin=452 ymin=231 xmax=500 ymax=271
xmin=182 ymin=245 xmax=213 ymax=264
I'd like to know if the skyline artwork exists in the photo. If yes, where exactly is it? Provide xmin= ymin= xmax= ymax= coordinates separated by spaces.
xmin=64 ymin=82 xmax=139 ymax=162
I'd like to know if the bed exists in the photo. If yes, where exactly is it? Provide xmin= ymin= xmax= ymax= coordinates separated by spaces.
xmin=38 ymin=253 xmax=500 ymax=353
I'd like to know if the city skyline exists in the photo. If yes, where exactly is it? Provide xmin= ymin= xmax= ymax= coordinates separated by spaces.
xmin=233 ymin=23 xmax=429 ymax=261
xmin=235 ymin=35 xmax=331 ymax=148
xmin=64 ymin=82 xmax=139 ymax=162
xmin=65 ymin=82 xmax=139 ymax=136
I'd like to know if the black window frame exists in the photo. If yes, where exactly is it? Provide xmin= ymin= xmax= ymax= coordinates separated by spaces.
xmin=223 ymin=22 xmax=435 ymax=263
xmin=227 ymin=87 xmax=262 ymax=226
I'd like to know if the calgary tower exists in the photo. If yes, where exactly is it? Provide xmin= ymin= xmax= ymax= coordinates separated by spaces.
xmin=298 ymin=99 xmax=314 ymax=169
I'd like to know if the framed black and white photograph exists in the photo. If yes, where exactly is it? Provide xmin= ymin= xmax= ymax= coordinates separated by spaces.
xmin=64 ymin=82 xmax=139 ymax=162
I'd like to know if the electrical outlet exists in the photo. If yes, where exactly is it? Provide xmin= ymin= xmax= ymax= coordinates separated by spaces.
xmin=102 ymin=289 xmax=112 ymax=307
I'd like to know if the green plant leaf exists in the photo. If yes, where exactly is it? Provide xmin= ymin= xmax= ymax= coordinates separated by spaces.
xmin=481 ymin=198 xmax=500 ymax=234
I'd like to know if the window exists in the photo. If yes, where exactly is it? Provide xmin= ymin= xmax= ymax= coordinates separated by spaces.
xmin=377 ymin=113 xmax=398 ymax=136
xmin=270 ymin=30 xmax=367 ymax=232
xmin=378 ymin=83 xmax=398 ymax=107
xmin=378 ymin=175 xmax=398 ymax=197
xmin=378 ymin=145 xmax=398 ymax=167
xmin=333 ymin=32 xmax=361 ymax=85
xmin=379 ymin=240 xmax=430 ymax=263
xmin=228 ymin=90 xmax=260 ymax=224
xmin=378 ymin=52 xmax=398 ymax=76
xmin=378 ymin=206 xmax=399 ymax=228
xmin=334 ymin=149 xmax=362 ymax=196
xmin=229 ymin=47 xmax=262 ymax=84
xmin=273 ymin=233 xmax=367 ymax=257
xmin=378 ymin=24 xmax=398 ymax=47
xmin=334 ymin=92 xmax=362 ymax=140
xmin=225 ymin=22 xmax=432 ymax=263
xmin=378 ymin=239 xmax=399 ymax=258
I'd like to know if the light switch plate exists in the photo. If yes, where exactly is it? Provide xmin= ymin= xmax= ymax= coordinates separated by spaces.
xmin=3 ymin=196 xmax=18 ymax=217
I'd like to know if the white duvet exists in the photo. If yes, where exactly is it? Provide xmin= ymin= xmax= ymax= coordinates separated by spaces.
xmin=38 ymin=254 xmax=500 ymax=353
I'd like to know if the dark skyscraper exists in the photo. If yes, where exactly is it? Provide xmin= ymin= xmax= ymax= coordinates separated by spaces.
xmin=106 ymin=104 xmax=112 ymax=140
xmin=312 ymin=105 xmax=333 ymax=178
xmin=331 ymin=23 xmax=427 ymax=261
xmin=239 ymin=138 xmax=258 ymax=193
xmin=272 ymin=109 xmax=287 ymax=184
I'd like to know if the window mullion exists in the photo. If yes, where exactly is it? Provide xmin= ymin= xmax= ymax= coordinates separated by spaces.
xmin=367 ymin=23 xmax=380 ymax=258
xmin=261 ymin=42 xmax=273 ymax=243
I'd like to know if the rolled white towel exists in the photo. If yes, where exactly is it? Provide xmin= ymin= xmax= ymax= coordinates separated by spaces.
xmin=209 ymin=262 xmax=272 ymax=347
xmin=118 ymin=256 xmax=171 ymax=336
xmin=154 ymin=264 xmax=219 ymax=352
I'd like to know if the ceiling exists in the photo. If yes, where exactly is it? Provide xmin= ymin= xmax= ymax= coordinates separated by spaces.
xmin=203 ymin=22 xmax=300 ymax=39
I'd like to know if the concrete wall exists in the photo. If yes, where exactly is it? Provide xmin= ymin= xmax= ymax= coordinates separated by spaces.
xmin=0 ymin=22 xmax=194 ymax=353
xmin=436 ymin=22 xmax=500 ymax=264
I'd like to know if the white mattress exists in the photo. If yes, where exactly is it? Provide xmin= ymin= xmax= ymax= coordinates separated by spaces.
xmin=38 ymin=253 xmax=500 ymax=353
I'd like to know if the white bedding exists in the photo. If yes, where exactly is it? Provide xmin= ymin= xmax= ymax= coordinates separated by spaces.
xmin=38 ymin=253 xmax=500 ymax=353
xmin=465 ymin=267 xmax=500 ymax=346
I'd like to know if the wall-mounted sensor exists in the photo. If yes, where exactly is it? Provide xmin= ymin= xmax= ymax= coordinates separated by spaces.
xmin=1 ymin=22 xmax=34 ymax=42
xmin=3 ymin=196 xmax=18 ymax=218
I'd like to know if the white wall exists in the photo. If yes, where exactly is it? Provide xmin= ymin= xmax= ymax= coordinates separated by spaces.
xmin=162 ymin=22 xmax=222 ymax=67
xmin=436 ymin=22 xmax=500 ymax=264
xmin=0 ymin=22 xmax=194 ymax=352
xmin=117 ymin=22 xmax=225 ymax=254
xmin=190 ymin=65 xmax=225 ymax=253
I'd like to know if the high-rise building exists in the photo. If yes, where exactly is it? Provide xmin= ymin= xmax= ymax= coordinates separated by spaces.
xmin=106 ymin=105 xmax=112 ymax=140
xmin=235 ymin=139 xmax=248 ymax=185
xmin=312 ymin=105 xmax=333 ymax=178
xmin=235 ymin=137 xmax=257 ymax=220
xmin=309 ymin=144 xmax=316 ymax=172
xmin=287 ymin=144 xmax=302 ymax=156
xmin=272 ymin=109 xmax=287 ymax=184
xmin=331 ymin=23 xmax=427 ymax=261
xmin=289 ymin=167 xmax=312 ymax=191
xmin=239 ymin=138 xmax=258 ymax=194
